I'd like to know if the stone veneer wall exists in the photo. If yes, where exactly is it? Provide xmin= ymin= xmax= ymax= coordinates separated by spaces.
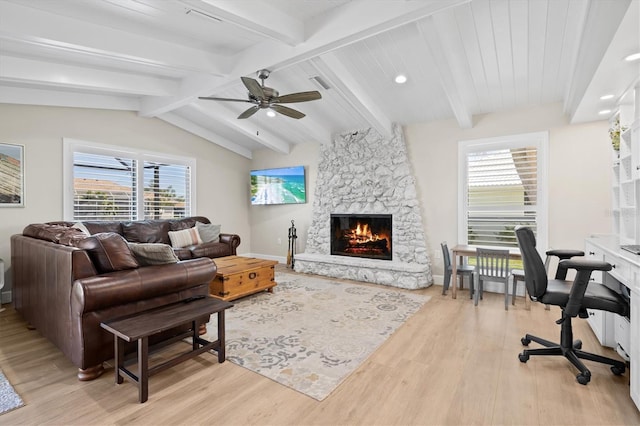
xmin=294 ymin=124 xmax=433 ymax=289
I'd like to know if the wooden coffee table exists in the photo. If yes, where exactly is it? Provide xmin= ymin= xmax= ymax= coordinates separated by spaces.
xmin=210 ymin=256 xmax=278 ymax=301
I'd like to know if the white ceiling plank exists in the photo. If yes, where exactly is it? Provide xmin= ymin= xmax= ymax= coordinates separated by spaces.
xmin=564 ymin=0 xmax=632 ymax=120
xmin=490 ymin=0 xmax=516 ymax=109
xmin=540 ymin=0 xmax=570 ymax=103
xmin=0 ymin=55 xmax=177 ymax=96
xmin=159 ymin=112 xmax=252 ymax=159
xmin=186 ymin=0 xmax=305 ymax=45
xmin=310 ymin=53 xmax=393 ymax=139
xmin=0 ymin=84 xmax=139 ymax=110
xmin=0 ymin=1 xmax=227 ymax=75
xmin=471 ymin=0 xmax=502 ymax=111
xmin=416 ymin=18 xmax=473 ymax=129
xmin=509 ymin=0 xmax=529 ymax=106
xmin=190 ymin=102 xmax=291 ymax=154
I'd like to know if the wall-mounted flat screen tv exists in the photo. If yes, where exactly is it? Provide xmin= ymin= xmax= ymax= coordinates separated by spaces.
xmin=250 ymin=165 xmax=306 ymax=205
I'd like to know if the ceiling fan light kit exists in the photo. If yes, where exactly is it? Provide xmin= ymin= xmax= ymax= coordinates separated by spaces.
xmin=199 ymin=69 xmax=322 ymax=120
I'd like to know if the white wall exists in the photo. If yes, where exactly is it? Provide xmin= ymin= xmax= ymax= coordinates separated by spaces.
xmin=405 ymin=102 xmax=612 ymax=278
xmin=249 ymin=142 xmax=319 ymax=262
xmin=0 ymin=104 xmax=251 ymax=298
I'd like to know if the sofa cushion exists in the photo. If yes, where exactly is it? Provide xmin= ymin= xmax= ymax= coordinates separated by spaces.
xmin=169 ymin=216 xmax=210 ymax=231
xmin=168 ymin=227 xmax=202 ymax=248
xmin=122 ymin=220 xmax=170 ymax=244
xmin=128 ymin=243 xmax=179 ymax=266
xmin=173 ymin=247 xmax=194 ymax=260
xmin=84 ymin=221 xmax=123 ymax=236
xmin=196 ymin=222 xmax=221 ymax=243
xmin=190 ymin=241 xmax=232 ymax=258
xmin=75 ymin=233 xmax=139 ymax=274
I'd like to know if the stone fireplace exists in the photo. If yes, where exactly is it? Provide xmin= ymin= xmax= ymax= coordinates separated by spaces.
xmin=331 ymin=214 xmax=392 ymax=260
xmin=294 ymin=124 xmax=433 ymax=290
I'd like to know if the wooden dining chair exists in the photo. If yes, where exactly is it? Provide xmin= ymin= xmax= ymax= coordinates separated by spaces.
xmin=475 ymin=248 xmax=510 ymax=309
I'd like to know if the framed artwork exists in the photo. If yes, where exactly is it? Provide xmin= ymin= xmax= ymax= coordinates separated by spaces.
xmin=0 ymin=143 xmax=25 ymax=207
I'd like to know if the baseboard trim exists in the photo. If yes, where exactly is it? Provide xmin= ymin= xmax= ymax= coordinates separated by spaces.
xmin=239 ymin=253 xmax=286 ymax=264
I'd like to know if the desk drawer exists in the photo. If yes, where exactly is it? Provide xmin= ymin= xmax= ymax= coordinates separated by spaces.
xmin=614 ymin=314 xmax=631 ymax=361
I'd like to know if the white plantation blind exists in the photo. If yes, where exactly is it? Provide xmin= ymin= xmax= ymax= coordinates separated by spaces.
xmin=143 ymin=161 xmax=191 ymax=220
xmin=73 ymin=152 xmax=137 ymax=221
xmin=459 ymin=132 xmax=548 ymax=250
xmin=64 ymin=139 xmax=195 ymax=221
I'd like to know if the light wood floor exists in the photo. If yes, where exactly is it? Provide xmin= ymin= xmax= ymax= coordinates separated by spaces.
xmin=1 ymin=270 xmax=639 ymax=425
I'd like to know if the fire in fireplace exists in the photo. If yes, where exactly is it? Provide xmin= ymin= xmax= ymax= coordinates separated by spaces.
xmin=330 ymin=214 xmax=392 ymax=260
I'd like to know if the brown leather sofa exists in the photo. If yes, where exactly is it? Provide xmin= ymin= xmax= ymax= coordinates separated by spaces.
xmin=11 ymin=216 xmax=240 ymax=381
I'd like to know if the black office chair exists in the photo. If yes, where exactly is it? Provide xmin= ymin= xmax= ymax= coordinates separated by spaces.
xmin=515 ymin=226 xmax=628 ymax=385
xmin=441 ymin=242 xmax=475 ymax=297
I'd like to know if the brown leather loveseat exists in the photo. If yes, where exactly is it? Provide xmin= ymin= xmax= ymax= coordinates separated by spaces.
xmin=10 ymin=216 xmax=240 ymax=381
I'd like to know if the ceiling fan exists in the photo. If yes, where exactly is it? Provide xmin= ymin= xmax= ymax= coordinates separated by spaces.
xmin=198 ymin=69 xmax=321 ymax=120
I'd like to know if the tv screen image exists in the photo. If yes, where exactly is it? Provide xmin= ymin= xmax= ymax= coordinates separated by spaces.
xmin=250 ymin=165 xmax=306 ymax=205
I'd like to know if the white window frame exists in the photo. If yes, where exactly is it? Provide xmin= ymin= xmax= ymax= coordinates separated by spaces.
xmin=457 ymin=131 xmax=549 ymax=252
xmin=63 ymin=138 xmax=197 ymax=221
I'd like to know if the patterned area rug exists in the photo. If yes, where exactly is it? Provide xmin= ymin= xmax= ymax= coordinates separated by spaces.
xmin=0 ymin=368 xmax=23 ymax=415
xmin=205 ymin=272 xmax=430 ymax=401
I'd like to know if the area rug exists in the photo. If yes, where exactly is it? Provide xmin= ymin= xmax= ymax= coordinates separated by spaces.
xmin=0 ymin=368 xmax=24 ymax=415
xmin=205 ymin=272 xmax=430 ymax=401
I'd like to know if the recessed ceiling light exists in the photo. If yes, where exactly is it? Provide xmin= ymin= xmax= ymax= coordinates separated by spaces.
xmin=624 ymin=52 xmax=640 ymax=62
xmin=600 ymin=94 xmax=615 ymax=100
xmin=598 ymin=109 xmax=612 ymax=115
xmin=394 ymin=74 xmax=407 ymax=84
xmin=266 ymin=110 xmax=276 ymax=118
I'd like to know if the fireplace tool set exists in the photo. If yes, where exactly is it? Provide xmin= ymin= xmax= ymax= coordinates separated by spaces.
xmin=287 ymin=220 xmax=297 ymax=268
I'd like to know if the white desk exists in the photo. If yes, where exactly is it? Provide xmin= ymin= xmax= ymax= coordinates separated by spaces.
xmin=585 ymin=235 xmax=639 ymax=411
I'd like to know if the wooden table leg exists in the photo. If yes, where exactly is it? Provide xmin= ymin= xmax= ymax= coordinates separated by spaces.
xmin=138 ymin=337 xmax=149 ymax=403
xmin=451 ymin=252 xmax=458 ymax=299
xmin=115 ymin=336 xmax=124 ymax=385
xmin=217 ymin=310 xmax=226 ymax=363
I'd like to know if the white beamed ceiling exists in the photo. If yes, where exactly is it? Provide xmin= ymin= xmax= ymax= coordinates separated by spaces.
xmin=1 ymin=0 xmax=638 ymax=159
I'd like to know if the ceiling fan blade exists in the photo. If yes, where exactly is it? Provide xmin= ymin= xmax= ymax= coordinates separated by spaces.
xmin=241 ymin=76 xmax=265 ymax=100
xmin=272 ymin=104 xmax=305 ymax=119
xmin=238 ymin=106 xmax=260 ymax=119
xmin=198 ymin=96 xmax=253 ymax=103
xmin=274 ymin=91 xmax=322 ymax=103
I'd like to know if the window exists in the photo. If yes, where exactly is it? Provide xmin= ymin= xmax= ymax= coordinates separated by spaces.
xmin=63 ymin=139 xmax=195 ymax=221
xmin=458 ymin=132 xmax=548 ymax=251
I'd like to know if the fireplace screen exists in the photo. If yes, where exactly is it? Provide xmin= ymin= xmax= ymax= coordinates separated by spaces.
xmin=330 ymin=214 xmax=392 ymax=260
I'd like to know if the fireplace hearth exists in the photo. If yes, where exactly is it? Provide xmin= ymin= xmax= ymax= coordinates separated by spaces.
xmin=331 ymin=214 xmax=392 ymax=260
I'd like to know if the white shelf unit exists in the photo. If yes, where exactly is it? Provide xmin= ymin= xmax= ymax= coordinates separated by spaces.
xmin=614 ymin=118 xmax=640 ymax=245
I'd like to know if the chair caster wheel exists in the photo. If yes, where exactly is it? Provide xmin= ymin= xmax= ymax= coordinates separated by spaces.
xmin=573 ymin=340 xmax=582 ymax=350
xmin=518 ymin=352 xmax=529 ymax=363
xmin=521 ymin=337 xmax=531 ymax=346
xmin=611 ymin=365 xmax=625 ymax=376
xmin=576 ymin=373 xmax=590 ymax=385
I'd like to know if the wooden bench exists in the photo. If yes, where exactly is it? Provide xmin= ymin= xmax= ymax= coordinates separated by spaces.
xmin=100 ymin=296 xmax=233 ymax=403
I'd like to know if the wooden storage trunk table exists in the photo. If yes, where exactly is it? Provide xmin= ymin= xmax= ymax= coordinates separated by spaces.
xmin=211 ymin=256 xmax=278 ymax=301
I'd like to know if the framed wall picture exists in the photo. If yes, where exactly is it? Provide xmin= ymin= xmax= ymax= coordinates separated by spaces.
xmin=0 ymin=143 xmax=25 ymax=207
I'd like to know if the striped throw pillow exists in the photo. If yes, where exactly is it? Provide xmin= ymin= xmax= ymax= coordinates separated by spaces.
xmin=168 ymin=227 xmax=203 ymax=248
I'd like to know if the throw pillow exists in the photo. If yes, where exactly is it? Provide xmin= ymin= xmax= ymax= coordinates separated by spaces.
xmin=128 ymin=243 xmax=179 ymax=266
xmin=196 ymin=222 xmax=221 ymax=243
xmin=168 ymin=227 xmax=202 ymax=248
xmin=75 ymin=232 xmax=139 ymax=274
xmin=73 ymin=222 xmax=91 ymax=236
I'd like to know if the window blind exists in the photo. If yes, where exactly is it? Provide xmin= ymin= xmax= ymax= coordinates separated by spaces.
xmin=143 ymin=161 xmax=191 ymax=220
xmin=466 ymin=147 xmax=538 ymax=247
xmin=73 ymin=152 xmax=137 ymax=221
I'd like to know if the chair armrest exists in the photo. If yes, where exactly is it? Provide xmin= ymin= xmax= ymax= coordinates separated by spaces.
xmin=545 ymin=249 xmax=585 ymax=258
xmin=560 ymin=259 xmax=612 ymax=317
xmin=560 ymin=259 xmax=611 ymax=272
